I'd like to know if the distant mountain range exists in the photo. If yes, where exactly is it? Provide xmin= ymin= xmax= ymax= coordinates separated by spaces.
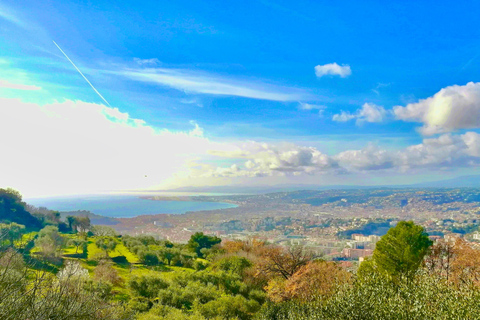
xmin=161 ymin=175 xmax=480 ymax=194
xmin=407 ymin=175 xmax=480 ymax=188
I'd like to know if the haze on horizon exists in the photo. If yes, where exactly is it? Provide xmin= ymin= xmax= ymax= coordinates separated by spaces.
xmin=1 ymin=0 xmax=480 ymax=198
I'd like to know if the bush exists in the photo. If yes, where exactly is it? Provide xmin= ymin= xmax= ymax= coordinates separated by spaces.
xmin=255 ymin=272 xmax=480 ymax=320
xmin=94 ymin=260 xmax=124 ymax=286
xmin=128 ymin=274 xmax=169 ymax=298
xmin=139 ymin=251 xmax=160 ymax=266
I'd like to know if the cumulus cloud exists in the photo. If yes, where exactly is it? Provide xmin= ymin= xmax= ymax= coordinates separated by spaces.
xmin=332 ymin=103 xmax=387 ymax=125
xmin=201 ymin=132 xmax=480 ymax=179
xmin=336 ymin=132 xmax=480 ymax=172
xmin=199 ymin=142 xmax=337 ymax=178
xmin=335 ymin=145 xmax=394 ymax=171
xmin=5 ymin=95 xmax=480 ymax=195
xmin=0 ymin=97 xmax=231 ymax=197
xmin=332 ymin=111 xmax=356 ymax=122
xmin=314 ymin=63 xmax=351 ymax=78
xmin=393 ymin=82 xmax=480 ymax=135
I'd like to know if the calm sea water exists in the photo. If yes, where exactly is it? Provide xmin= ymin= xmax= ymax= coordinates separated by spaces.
xmin=25 ymin=194 xmax=237 ymax=218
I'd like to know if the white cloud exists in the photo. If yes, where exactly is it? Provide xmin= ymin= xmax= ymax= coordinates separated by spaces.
xmin=335 ymin=145 xmax=394 ymax=171
xmin=4 ymin=94 xmax=480 ymax=196
xmin=332 ymin=111 xmax=356 ymax=122
xmin=0 ymin=79 xmax=41 ymax=90
xmin=201 ymin=132 xmax=480 ymax=179
xmin=133 ymin=58 xmax=161 ymax=67
xmin=115 ymin=67 xmax=308 ymax=101
xmin=199 ymin=142 xmax=337 ymax=178
xmin=336 ymin=132 xmax=480 ymax=172
xmin=0 ymin=97 xmax=232 ymax=197
xmin=298 ymin=102 xmax=326 ymax=115
xmin=314 ymin=63 xmax=351 ymax=78
xmin=299 ymin=102 xmax=326 ymax=110
xmin=332 ymin=103 xmax=387 ymax=125
xmin=393 ymin=82 xmax=480 ymax=135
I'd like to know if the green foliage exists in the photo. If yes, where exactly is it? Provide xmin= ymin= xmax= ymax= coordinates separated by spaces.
xmin=196 ymin=294 xmax=260 ymax=320
xmin=157 ymin=247 xmax=178 ymax=266
xmin=35 ymin=225 xmax=64 ymax=257
xmin=255 ymin=273 xmax=480 ymax=320
xmin=210 ymin=256 xmax=253 ymax=275
xmin=188 ymin=232 xmax=221 ymax=258
xmin=157 ymin=281 xmax=222 ymax=310
xmin=96 ymin=237 xmax=118 ymax=258
xmin=68 ymin=237 xmax=87 ymax=254
xmin=0 ymin=188 xmax=42 ymax=229
xmin=193 ymin=259 xmax=208 ymax=271
xmin=139 ymin=251 xmax=161 ymax=266
xmin=0 ymin=248 xmax=127 ymax=319
xmin=129 ymin=274 xmax=169 ymax=298
xmin=0 ymin=247 xmax=25 ymax=270
xmin=373 ymin=221 xmax=433 ymax=278
xmin=0 ymin=222 xmax=26 ymax=246
xmin=66 ymin=215 xmax=76 ymax=231
xmin=92 ymin=225 xmax=118 ymax=237
xmin=138 ymin=305 xmax=208 ymax=320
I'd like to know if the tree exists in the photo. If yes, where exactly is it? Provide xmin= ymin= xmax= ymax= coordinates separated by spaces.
xmin=187 ymin=232 xmax=221 ymax=258
xmin=95 ymin=237 xmax=117 ymax=258
xmin=449 ymin=238 xmax=480 ymax=286
xmin=68 ymin=237 xmax=87 ymax=254
xmin=66 ymin=216 xmax=76 ymax=231
xmin=372 ymin=220 xmax=432 ymax=279
xmin=94 ymin=260 xmax=124 ymax=286
xmin=0 ymin=222 xmax=25 ymax=246
xmin=76 ymin=216 xmax=91 ymax=233
xmin=256 ymin=245 xmax=315 ymax=280
xmin=282 ymin=260 xmax=351 ymax=302
xmin=157 ymin=247 xmax=178 ymax=266
xmin=138 ymin=251 xmax=160 ymax=266
xmin=92 ymin=226 xmax=117 ymax=237
xmin=128 ymin=274 xmax=169 ymax=298
xmin=210 ymin=256 xmax=252 ymax=275
xmin=424 ymin=238 xmax=455 ymax=280
xmin=35 ymin=226 xmax=64 ymax=257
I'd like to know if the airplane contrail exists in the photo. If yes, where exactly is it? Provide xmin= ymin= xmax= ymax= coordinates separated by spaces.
xmin=53 ymin=40 xmax=112 ymax=107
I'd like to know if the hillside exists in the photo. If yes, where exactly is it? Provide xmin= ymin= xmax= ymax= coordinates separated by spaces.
xmin=3 ymin=189 xmax=480 ymax=319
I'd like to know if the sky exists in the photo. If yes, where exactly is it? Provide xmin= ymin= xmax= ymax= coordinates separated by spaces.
xmin=1 ymin=0 xmax=480 ymax=197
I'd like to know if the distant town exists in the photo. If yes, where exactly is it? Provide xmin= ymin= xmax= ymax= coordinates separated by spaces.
xmin=61 ymin=188 xmax=480 ymax=267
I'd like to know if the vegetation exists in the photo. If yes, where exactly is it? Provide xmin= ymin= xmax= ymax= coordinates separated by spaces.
xmin=3 ymin=188 xmax=480 ymax=319
xmin=368 ymin=221 xmax=433 ymax=279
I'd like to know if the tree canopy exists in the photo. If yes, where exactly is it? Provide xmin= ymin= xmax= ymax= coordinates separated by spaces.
xmin=372 ymin=220 xmax=432 ymax=278
xmin=0 ymin=188 xmax=42 ymax=229
xmin=187 ymin=232 xmax=221 ymax=258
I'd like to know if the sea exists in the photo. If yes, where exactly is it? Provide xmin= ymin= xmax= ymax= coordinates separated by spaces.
xmin=25 ymin=193 xmax=238 ymax=218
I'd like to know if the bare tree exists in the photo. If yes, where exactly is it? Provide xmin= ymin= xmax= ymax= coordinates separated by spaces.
xmin=256 ymin=245 xmax=316 ymax=280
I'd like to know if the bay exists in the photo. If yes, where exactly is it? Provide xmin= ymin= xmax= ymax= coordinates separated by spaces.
xmin=25 ymin=194 xmax=237 ymax=218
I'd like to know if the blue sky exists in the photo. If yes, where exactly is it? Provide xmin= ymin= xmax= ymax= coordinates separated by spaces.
xmin=1 ymin=0 xmax=480 ymax=196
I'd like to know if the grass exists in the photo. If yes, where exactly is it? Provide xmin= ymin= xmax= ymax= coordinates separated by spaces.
xmin=86 ymin=238 xmax=139 ymax=263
